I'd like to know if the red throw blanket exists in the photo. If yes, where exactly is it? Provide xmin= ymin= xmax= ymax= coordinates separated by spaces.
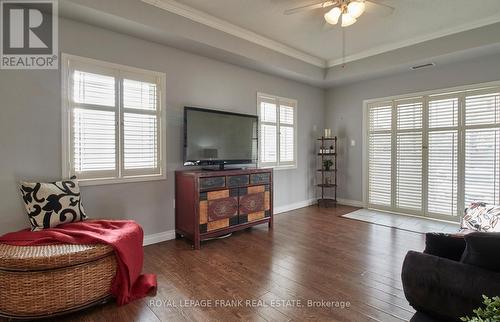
xmin=0 ymin=220 xmax=157 ymax=305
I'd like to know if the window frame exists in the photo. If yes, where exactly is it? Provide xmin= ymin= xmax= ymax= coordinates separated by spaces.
xmin=61 ymin=53 xmax=167 ymax=186
xmin=256 ymin=92 xmax=298 ymax=170
xmin=362 ymin=80 xmax=500 ymax=222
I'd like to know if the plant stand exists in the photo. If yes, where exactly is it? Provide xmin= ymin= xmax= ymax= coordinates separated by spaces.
xmin=317 ymin=136 xmax=337 ymax=207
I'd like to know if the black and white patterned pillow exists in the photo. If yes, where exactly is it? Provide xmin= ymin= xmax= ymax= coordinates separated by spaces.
xmin=19 ymin=177 xmax=87 ymax=231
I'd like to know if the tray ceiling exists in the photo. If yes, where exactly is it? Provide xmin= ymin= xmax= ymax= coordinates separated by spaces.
xmin=173 ymin=0 xmax=500 ymax=66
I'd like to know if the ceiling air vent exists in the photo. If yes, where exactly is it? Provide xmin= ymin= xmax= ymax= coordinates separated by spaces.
xmin=411 ymin=63 xmax=435 ymax=70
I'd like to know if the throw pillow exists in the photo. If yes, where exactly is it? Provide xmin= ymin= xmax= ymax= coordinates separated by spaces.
xmin=461 ymin=202 xmax=500 ymax=232
xmin=423 ymin=232 xmax=466 ymax=261
xmin=19 ymin=177 xmax=87 ymax=231
xmin=461 ymin=232 xmax=500 ymax=272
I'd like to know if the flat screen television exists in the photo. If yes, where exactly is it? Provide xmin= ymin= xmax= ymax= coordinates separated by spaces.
xmin=184 ymin=107 xmax=258 ymax=170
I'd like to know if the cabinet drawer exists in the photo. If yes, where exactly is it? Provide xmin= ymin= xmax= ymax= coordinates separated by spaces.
xmin=227 ymin=175 xmax=249 ymax=188
xmin=250 ymin=173 xmax=271 ymax=185
xmin=199 ymin=176 xmax=225 ymax=190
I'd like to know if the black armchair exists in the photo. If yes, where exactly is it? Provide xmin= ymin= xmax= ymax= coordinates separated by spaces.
xmin=401 ymin=232 xmax=500 ymax=322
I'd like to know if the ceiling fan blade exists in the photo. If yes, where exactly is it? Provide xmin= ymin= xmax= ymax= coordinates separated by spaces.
xmin=284 ymin=0 xmax=338 ymax=15
xmin=365 ymin=0 xmax=395 ymax=12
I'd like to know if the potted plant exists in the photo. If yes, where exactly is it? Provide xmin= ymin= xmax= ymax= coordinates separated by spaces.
xmin=461 ymin=295 xmax=500 ymax=322
xmin=323 ymin=159 xmax=333 ymax=171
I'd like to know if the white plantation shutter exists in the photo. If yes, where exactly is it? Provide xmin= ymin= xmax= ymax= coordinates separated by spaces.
xmin=122 ymin=76 xmax=161 ymax=175
xmin=395 ymin=99 xmax=423 ymax=211
xmin=73 ymin=108 xmax=116 ymax=173
xmin=71 ymin=68 xmax=118 ymax=179
xmin=257 ymin=94 xmax=297 ymax=167
xmin=366 ymin=85 xmax=500 ymax=222
xmin=427 ymin=96 xmax=459 ymax=217
xmin=464 ymin=89 xmax=500 ymax=206
xmin=279 ymin=102 xmax=296 ymax=164
xmin=368 ymin=103 xmax=392 ymax=206
xmin=63 ymin=55 xmax=165 ymax=183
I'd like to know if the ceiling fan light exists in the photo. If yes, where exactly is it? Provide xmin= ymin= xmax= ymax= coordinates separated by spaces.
xmin=347 ymin=1 xmax=365 ymax=19
xmin=341 ymin=13 xmax=357 ymax=27
xmin=324 ymin=7 xmax=341 ymax=25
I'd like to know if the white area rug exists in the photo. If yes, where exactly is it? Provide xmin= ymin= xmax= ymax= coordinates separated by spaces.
xmin=342 ymin=209 xmax=460 ymax=234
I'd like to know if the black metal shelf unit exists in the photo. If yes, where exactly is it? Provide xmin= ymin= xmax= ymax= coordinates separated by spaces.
xmin=317 ymin=137 xmax=337 ymax=207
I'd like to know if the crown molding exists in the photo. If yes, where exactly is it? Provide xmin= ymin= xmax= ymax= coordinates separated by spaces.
xmin=327 ymin=13 xmax=500 ymax=67
xmin=141 ymin=0 xmax=326 ymax=68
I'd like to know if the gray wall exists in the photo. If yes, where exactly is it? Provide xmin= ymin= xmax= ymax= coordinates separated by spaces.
xmin=326 ymin=52 xmax=500 ymax=203
xmin=0 ymin=18 xmax=325 ymax=235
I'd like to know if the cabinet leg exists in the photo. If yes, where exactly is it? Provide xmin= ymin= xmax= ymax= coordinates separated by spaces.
xmin=193 ymin=236 xmax=201 ymax=250
xmin=268 ymin=217 xmax=273 ymax=229
xmin=175 ymin=232 xmax=183 ymax=239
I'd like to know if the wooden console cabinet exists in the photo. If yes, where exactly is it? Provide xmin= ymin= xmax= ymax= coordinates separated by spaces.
xmin=175 ymin=168 xmax=273 ymax=249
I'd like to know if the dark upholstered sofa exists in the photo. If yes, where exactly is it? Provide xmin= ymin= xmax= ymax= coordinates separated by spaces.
xmin=401 ymin=232 xmax=500 ymax=322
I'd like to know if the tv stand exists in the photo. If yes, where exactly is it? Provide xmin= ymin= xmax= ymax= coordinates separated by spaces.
xmin=175 ymin=168 xmax=273 ymax=249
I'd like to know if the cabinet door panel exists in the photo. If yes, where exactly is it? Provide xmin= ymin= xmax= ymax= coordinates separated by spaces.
xmin=208 ymin=197 xmax=238 ymax=221
xmin=239 ymin=185 xmax=270 ymax=223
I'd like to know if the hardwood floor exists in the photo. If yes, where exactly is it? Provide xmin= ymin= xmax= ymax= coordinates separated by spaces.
xmin=32 ymin=205 xmax=426 ymax=322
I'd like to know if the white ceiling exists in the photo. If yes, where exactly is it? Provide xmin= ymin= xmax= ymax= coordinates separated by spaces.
xmin=173 ymin=0 xmax=500 ymax=65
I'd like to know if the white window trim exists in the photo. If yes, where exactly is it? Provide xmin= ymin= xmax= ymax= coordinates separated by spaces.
xmin=257 ymin=92 xmax=298 ymax=170
xmin=61 ymin=53 xmax=167 ymax=186
xmin=362 ymin=80 xmax=500 ymax=221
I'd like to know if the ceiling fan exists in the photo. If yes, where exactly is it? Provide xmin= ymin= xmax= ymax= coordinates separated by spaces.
xmin=284 ymin=0 xmax=394 ymax=27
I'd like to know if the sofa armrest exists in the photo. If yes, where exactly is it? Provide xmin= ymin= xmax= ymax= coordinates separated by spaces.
xmin=402 ymin=251 xmax=500 ymax=322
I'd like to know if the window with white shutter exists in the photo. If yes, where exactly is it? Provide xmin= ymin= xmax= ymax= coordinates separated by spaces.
xmin=257 ymin=93 xmax=297 ymax=168
xmin=62 ymin=54 xmax=166 ymax=185
xmin=464 ymin=89 xmax=500 ymax=206
xmin=365 ymin=83 xmax=500 ymax=222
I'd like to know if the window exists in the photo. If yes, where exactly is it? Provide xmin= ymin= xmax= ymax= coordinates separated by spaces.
xmin=257 ymin=93 xmax=297 ymax=168
xmin=365 ymin=83 xmax=500 ymax=222
xmin=61 ymin=54 xmax=166 ymax=185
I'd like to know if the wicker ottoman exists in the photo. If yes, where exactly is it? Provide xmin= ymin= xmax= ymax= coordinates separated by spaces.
xmin=0 ymin=243 xmax=117 ymax=319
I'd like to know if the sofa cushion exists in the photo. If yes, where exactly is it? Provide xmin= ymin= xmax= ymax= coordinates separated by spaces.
xmin=19 ymin=177 xmax=87 ymax=231
xmin=424 ymin=233 xmax=466 ymax=261
xmin=461 ymin=232 xmax=500 ymax=272
xmin=462 ymin=202 xmax=500 ymax=232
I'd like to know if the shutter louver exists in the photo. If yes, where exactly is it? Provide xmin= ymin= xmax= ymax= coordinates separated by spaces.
xmin=368 ymin=104 xmax=392 ymax=206
xmin=368 ymin=132 xmax=392 ymax=206
xmin=464 ymin=90 xmax=500 ymax=206
xmin=123 ymin=79 xmax=157 ymax=111
xmin=280 ymin=126 xmax=294 ymax=162
xmin=427 ymin=97 xmax=459 ymax=217
xmin=124 ymin=113 xmax=158 ymax=170
xmin=465 ymin=128 xmax=500 ymax=206
xmin=73 ymin=70 xmax=115 ymax=107
xmin=261 ymin=101 xmax=276 ymax=123
xmin=428 ymin=131 xmax=458 ymax=216
xmin=73 ymin=108 xmax=116 ymax=173
xmin=395 ymin=100 xmax=423 ymax=211
xmin=261 ymin=124 xmax=277 ymax=163
xmin=396 ymin=132 xmax=422 ymax=210
xmin=122 ymin=78 xmax=160 ymax=175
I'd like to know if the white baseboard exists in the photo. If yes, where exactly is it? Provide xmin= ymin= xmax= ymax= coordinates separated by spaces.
xmin=274 ymin=198 xmax=317 ymax=214
xmin=337 ymin=198 xmax=364 ymax=207
xmin=143 ymin=229 xmax=176 ymax=246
